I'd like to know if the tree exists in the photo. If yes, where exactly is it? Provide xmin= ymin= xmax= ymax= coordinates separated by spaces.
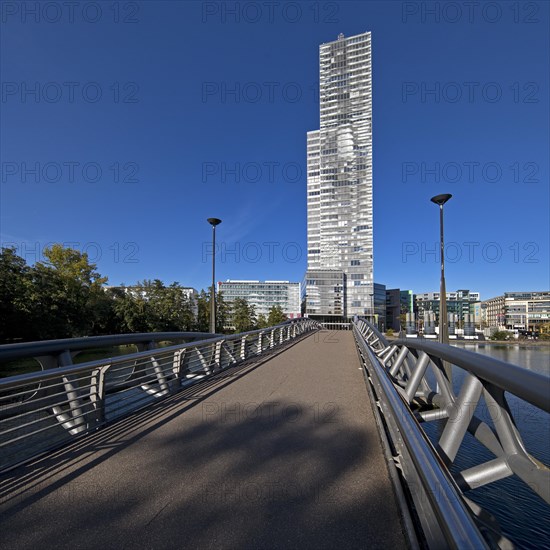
xmin=216 ymin=291 xmax=230 ymax=333
xmin=42 ymin=244 xmax=107 ymax=288
xmin=141 ymin=279 xmax=174 ymax=331
xmin=35 ymin=244 xmax=107 ymax=338
xmin=116 ymin=280 xmax=195 ymax=333
xmin=231 ymin=298 xmax=257 ymax=333
xmin=257 ymin=313 xmax=269 ymax=329
xmin=267 ymin=305 xmax=287 ymax=327
xmin=195 ymin=289 xmax=210 ymax=332
xmin=15 ymin=245 xmax=110 ymax=340
xmin=162 ymin=282 xmax=195 ymax=331
xmin=194 ymin=289 xmax=230 ymax=333
xmin=0 ymin=247 xmax=31 ymax=342
xmin=24 ymin=260 xmax=77 ymax=339
xmin=111 ymin=287 xmax=151 ymax=333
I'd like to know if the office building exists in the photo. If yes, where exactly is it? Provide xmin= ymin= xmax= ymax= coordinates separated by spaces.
xmin=373 ymin=282 xmax=387 ymax=331
xmin=218 ymin=280 xmax=301 ymax=319
xmin=482 ymin=291 xmax=550 ymax=331
xmin=386 ymin=289 xmax=414 ymax=332
xmin=414 ymin=290 xmax=480 ymax=326
xmin=304 ymin=31 xmax=373 ymax=320
xmin=302 ymin=270 xmax=345 ymax=318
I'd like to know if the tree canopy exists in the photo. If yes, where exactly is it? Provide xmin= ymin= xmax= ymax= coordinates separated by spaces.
xmin=267 ymin=305 xmax=287 ymax=326
xmin=0 ymin=245 xmax=292 ymax=343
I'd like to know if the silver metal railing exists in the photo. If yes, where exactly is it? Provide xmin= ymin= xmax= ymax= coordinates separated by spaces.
xmin=353 ymin=319 xmax=550 ymax=549
xmin=0 ymin=320 xmax=320 ymax=472
xmin=0 ymin=332 xmax=218 ymax=364
xmin=319 ymin=322 xmax=352 ymax=331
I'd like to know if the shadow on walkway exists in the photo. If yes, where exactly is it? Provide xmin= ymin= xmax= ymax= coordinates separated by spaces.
xmin=0 ymin=333 xmax=407 ymax=549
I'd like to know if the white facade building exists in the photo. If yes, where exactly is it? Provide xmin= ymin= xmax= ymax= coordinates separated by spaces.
xmin=482 ymin=291 xmax=550 ymax=331
xmin=218 ymin=280 xmax=301 ymax=318
xmin=305 ymin=31 xmax=373 ymax=319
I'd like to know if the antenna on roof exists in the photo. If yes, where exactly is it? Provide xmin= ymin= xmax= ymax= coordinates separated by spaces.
xmin=338 ymin=33 xmax=344 ymax=40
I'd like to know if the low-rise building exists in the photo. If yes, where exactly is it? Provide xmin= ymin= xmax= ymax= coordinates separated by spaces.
xmin=218 ymin=280 xmax=301 ymax=319
xmin=481 ymin=295 xmax=505 ymax=328
xmin=414 ymin=289 xmax=480 ymax=327
xmin=482 ymin=291 xmax=550 ymax=332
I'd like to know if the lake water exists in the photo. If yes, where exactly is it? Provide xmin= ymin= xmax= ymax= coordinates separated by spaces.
xmin=424 ymin=344 xmax=549 ymax=549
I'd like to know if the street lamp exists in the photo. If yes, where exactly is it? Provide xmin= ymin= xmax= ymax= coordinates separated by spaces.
xmin=430 ymin=194 xmax=452 ymax=345
xmin=207 ymin=218 xmax=222 ymax=333
xmin=369 ymin=292 xmax=374 ymax=327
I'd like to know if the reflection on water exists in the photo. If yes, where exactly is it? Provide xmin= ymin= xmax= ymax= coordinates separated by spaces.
xmin=425 ymin=345 xmax=550 ymax=549
xmin=460 ymin=343 xmax=550 ymax=375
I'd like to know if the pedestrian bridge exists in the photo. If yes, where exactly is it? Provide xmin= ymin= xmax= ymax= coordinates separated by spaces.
xmin=0 ymin=320 xmax=548 ymax=549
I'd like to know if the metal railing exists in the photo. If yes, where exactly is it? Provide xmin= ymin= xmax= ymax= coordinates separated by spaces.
xmin=0 ymin=332 xmax=218 ymax=364
xmin=0 ymin=319 xmax=320 ymax=472
xmin=319 ymin=322 xmax=351 ymax=331
xmin=353 ymin=319 xmax=550 ymax=549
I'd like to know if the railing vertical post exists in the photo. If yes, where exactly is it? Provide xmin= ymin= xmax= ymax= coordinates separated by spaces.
xmin=240 ymin=335 xmax=247 ymax=360
xmin=90 ymin=365 xmax=107 ymax=426
xmin=54 ymin=350 xmax=87 ymax=434
xmin=215 ymin=340 xmax=223 ymax=369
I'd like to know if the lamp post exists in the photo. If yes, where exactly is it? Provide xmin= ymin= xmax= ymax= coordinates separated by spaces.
xmin=207 ymin=218 xmax=222 ymax=333
xmin=369 ymin=292 xmax=374 ymax=327
xmin=430 ymin=194 xmax=452 ymax=345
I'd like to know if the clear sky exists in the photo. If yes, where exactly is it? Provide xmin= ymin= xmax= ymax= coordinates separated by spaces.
xmin=1 ymin=0 xmax=548 ymax=300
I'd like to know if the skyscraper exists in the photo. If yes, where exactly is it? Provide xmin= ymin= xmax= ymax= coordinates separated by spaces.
xmin=304 ymin=32 xmax=373 ymax=320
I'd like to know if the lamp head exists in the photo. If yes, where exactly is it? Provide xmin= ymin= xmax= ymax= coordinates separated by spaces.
xmin=207 ymin=218 xmax=222 ymax=226
xmin=430 ymin=194 xmax=452 ymax=206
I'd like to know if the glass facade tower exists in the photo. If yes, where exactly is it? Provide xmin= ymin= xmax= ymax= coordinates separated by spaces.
xmin=305 ymin=32 xmax=373 ymax=319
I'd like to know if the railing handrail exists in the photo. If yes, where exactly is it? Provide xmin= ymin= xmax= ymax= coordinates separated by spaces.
xmin=357 ymin=338 xmax=489 ymax=548
xmin=0 ymin=318 xmax=321 ymax=472
xmin=0 ymin=321 xmax=309 ymax=390
xmin=393 ymin=338 xmax=550 ymax=412
xmin=353 ymin=319 xmax=549 ymax=548
xmin=0 ymin=332 xmax=220 ymax=362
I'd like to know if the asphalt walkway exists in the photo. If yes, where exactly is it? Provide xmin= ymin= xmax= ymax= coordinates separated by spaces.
xmin=0 ymin=331 xmax=408 ymax=549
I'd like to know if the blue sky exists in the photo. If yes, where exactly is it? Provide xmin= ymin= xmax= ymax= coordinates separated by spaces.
xmin=1 ymin=0 xmax=548 ymax=300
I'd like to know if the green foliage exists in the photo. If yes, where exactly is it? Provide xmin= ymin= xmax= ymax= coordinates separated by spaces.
xmin=109 ymin=280 xmax=196 ymax=333
xmin=0 ymin=247 xmax=31 ymax=342
xmin=1 ymin=245 xmax=286 ymax=342
xmin=257 ymin=313 xmax=269 ymax=329
xmin=1 ymin=245 xmax=111 ymax=341
xmin=216 ymin=291 xmax=229 ymax=333
xmin=267 ymin=305 xmax=287 ymax=326
xmin=491 ymin=330 xmax=510 ymax=341
xmin=195 ymin=289 xmax=210 ymax=332
xmin=231 ymin=298 xmax=257 ymax=333
xmin=42 ymin=244 xmax=107 ymax=288
xmin=386 ymin=328 xmax=394 ymax=337
xmin=0 ymin=245 xmax=202 ymax=343
xmin=194 ymin=290 xmax=228 ymax=333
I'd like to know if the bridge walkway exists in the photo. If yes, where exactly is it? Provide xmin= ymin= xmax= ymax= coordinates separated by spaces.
xmin=0 ymin=331 xmax=408 ymax=549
